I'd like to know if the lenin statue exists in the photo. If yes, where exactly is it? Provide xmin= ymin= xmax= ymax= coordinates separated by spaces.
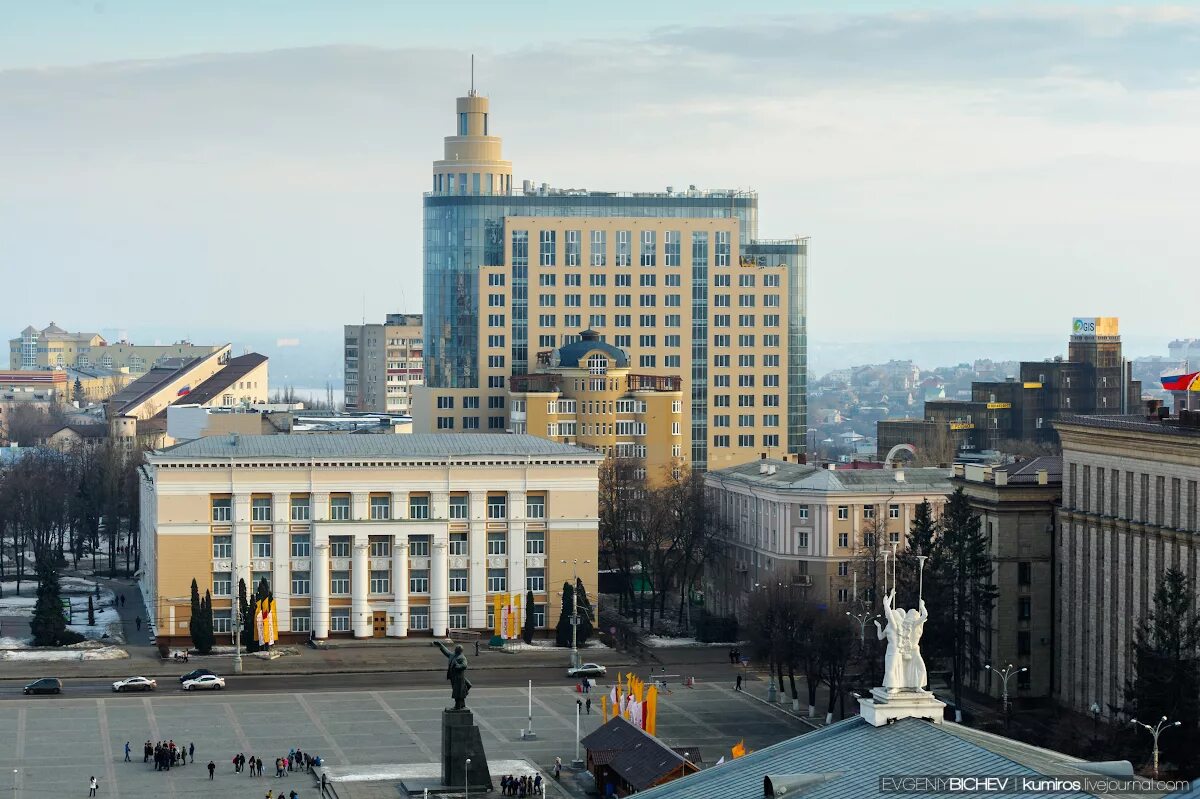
xmin=433 ymin=640 xmax=472 ymax=710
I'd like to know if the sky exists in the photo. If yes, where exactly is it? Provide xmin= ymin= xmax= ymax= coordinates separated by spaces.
xmin=2 ymin=1 xmax=1198 ymax=372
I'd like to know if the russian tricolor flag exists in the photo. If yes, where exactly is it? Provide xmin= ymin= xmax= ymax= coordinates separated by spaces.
xmin=1160 ymin=371 xmax=1199 ymax=391
xmin=176 ymin=385 xmax=191 ymax=397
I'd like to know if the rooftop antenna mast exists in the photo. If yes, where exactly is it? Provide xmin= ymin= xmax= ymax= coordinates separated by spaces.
xmin=470 ymin=54 xmax=476 ymax=96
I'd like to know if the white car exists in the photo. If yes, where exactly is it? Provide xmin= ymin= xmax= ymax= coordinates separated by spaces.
xmin=112 ymin=676 xmax=157 ymax=693
xmin=567 ymin=663 xmax=607 ymax=678
xmin=182 ymin=674 xmax=225 ymax=691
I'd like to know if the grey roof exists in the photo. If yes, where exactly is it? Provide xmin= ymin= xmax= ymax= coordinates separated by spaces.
xmin=709 ymin=459 xmax=952 ymax=494
xmin=171 ymin=353 xmax=267 ymax=407
xmin=635 ymin=717 xmax=1094 ymax=799
xmin=153 ymin=433 xmax=605 ymax=460
xmin=1055 ymin=413 xmax=1200 ymax=438
xmin=996 ymin=456 xmax=1063 ymax=484
xmin=555 ymin=329 xmax=630 ymax=369
xmin=582 ymin=716 xmax=692 ymax=791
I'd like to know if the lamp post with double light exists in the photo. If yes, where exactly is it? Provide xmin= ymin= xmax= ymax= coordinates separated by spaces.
xmin=1131 ymin=716 xmax=1180 ymax=778
xmin=985 ymin=663 xmax=1026 ymax=728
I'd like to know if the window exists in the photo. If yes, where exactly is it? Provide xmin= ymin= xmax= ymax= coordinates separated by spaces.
xmin=798 ymin=505 xmax=809 ymax=520
xmin=437 ymin=416 xmax=455 ymax=430
xmin=533 ymin=604 xmax=547 ymax=628
xmin=1017 ymin=631 xmax=1031 ymax=656
xmin=212 ymin=572 xmax=231 ymax=596
xmin=330 ymin=571 xmax=350 ymax=595
xmin=330 ymin=610 xmax=350 ymax=632
xmin=291 ymin=613 xmax=311 ymax=633
xmin=370 ymin=495 xmax=391 ymax=520
xmin=713 ymin=435 xmax=730 ymax=448
xmin=252 ymin=535 xmax=271 ymax=559
xmin=526 ymin=531 xmax=545 ymax=555
xmin=837 ymin=561 xmax=849 ymax=577
xmin=837 ymin=588 xmax=850 ymax=603
xmin=449 ymin=532 xmax=468 ymax=556
xmin=797 ymin=532 xmax=809 ymax=548
xmin=539 ymin=229 xmax=557 ymax=266
xmin=487 ymin=569 xmax=507 ymax=592
xmin=449 ymin=569 xmax=469 ymax=592
xmin=370 ymin=571 xmax=390 ymax=594
xmin=330 ymin=495 xmax=351 ymax=520
xmin=488 ymin=395 xmax=505 ymax=409
xmin=211 ymin=497 xmax=231 ymax=523
xmin=837 ymin=506 xmax=849 ymax=520
xmin=409 ymin=569 xmax=430 ymax=594
xmin=291 ymin=571 xmax=310 ymax=595
xmin=409 ymin=536 xmax=430 ymax=557
xmin=290 ymin=495 xmax=310 ymax=521
xmin=212 ymin=613 xmax=232 ymax=634
xmin=487 ymin=272 xmax=505 ymax=286
xmin=487 ymin=495 xmax=508 ymax=519
xmin=889 ymin=504 xmax=900 ymax=519
xmin=437 ymin=395 xmax=455 ymax=409
xmin=449 ymin=495 xmax=468 ymax=520
xmin=1018 ymin=562 xmax=1031 ymax=585
xmin=864 ymin=506 xmax=876 ymax=520
xmin=370 ymin=537 xmax=391 ymax=558
xmin=251 ymin=571 xmax=271 ymax=592
xmin=590 ymin=230 xmax=607 ymax=266
xmin=449 ymin=606 xmax=468 ymax=629
xmin=864 ymin=532 xmax=876 ymax=547
xmin=566 ymin=229 xmax=581 ymax=266
xmin=487 ymin=532 xmax=507 ymax=556
xmin=212 ymin=535 xmax=231 ymax=559
xmin=290 ymin=534 xmax=310 ymax=558
xmin=251 ymin=496 xmax=272 ymax=522
xmin=1018 ymin=597 xmax=1032 ymax=620
xmin=330 ymin=536 xmax=351 ymax=558
xmin=838 ymin=532 xmax=849 ymax=548
xmin=463 ymin=416 xmax=480 ymax=430
xmin=409 ymin=495 xmax=430 ymax=519
xmin=526 ymin=567 xmax=546 ymax=592
xmin=640 ymin=229 xmax=656 ymax=266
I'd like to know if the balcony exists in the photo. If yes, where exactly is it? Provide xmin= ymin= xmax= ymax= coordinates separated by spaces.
xmin=627 ymin=374 xmax=681 ymax=392
xmin=510 ymin=374 xmax=564 ymax=394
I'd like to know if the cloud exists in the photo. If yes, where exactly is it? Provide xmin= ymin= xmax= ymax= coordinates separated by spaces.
xmin=0 ymin=8 xmax=1197 ymax=350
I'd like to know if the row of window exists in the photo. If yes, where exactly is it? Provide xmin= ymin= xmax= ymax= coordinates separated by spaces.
xmin=211 ymin=604 xmax=550 ymax=635
xmin=212 ymin=566 xmax=549 ymax=597
xmin=712 ymin=434 xmax=781 ymax=448
xmin=437 ymin=415 xmax=507 ymax=430
xmin=522 ymin=229 xmax=731 ymax=268
xmin=213 ymin=494 xmax=545 ymax=523
xmin=833 ymin=504 xmax=903 ymax=521
xmin=436 ymin=395 xmax=506 ymax=410
xmin=214 ymin=531 xmax=548 ymax=560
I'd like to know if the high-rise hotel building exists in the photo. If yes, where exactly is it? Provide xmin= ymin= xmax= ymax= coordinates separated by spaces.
xmin=414 ymin=88 xmax=808 ymax=470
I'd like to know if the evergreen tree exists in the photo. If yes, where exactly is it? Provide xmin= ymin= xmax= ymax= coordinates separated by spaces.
xmin=555 ymin=582 xmax=574 ymax=647
xmin=200 ymin=589 xmax=215 ymax=653
xmin=29 ymin=560 xmax=80 ymax=646
xmin=188 ymin=578 xmax=202 ymax=650
xmin=87 ymin=595 xmax=95 ymax=626
xmin=938 ymin=487 xmax=997 ymax=716
xmin=523 ymin=590 xmax=535 ymax=644
xmin=574 ymin=577 xmax=595 ymax=646
xmin=238 ymin=578 xmax=258 ymax=653
xmin=1126 ymin=568 xmax=1200 ymax=772
xmin=72 ymin=378 xmax=84 ymax=405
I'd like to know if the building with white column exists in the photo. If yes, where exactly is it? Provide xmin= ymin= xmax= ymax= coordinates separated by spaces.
xmin=139 ymin=433 xmax=602 ymax=645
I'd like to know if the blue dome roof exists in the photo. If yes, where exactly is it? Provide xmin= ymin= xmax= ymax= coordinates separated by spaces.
xmin=554 ymin=330 xmax=630 ymax=368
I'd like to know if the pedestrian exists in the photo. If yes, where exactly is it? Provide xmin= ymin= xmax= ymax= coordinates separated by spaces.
xmin=289 ymin=792 xmax=298 ymax=799
xmin=189 ymin=742 xmax=195 ymax=761
xmin=135 ymin=616 xmax=141 ymax=631
xmin=144 ymin=740 xmax=151 ymax=763
xmin=121 ymin=594 xmax=126 ymax=607
xmin=735 ymin=673 xmax=743 ymax=691
xmin=124 ymin=741 xmax=131 ymax=762
xmin=553 ymin=757 xmax=562 ymax=780
xmin=208 ymin=761 xmax=216 ymax=780
xmin=89 ymin=776 xmax=98 ymax=797
xmin=248 ymin=755 xmax=255 ymax=777
xmin=265 ymin=790 xmax=273 ymax=799
xmin=474 ymin=640 xmax=480 ymax=656
xmin=585 ymin=698 xmax=591 ymax=714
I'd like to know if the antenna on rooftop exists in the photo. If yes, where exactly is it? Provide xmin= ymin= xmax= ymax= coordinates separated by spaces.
xmin=470 ymin=54 xmax=476 ymax=96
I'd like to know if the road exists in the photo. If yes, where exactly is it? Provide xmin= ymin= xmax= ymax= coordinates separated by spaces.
xmin=0 ymin=656 xmax=750 ymax=699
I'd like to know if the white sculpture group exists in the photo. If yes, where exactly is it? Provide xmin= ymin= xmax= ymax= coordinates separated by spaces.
xmin=874 ymin=590 xmax=929 ymax=692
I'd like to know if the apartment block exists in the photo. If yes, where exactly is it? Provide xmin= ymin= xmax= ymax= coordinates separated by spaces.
xmin=11 ymin=322 xmax=222 ymax=375
xmin=139 ymin=434 xmax=602 ymax=644
xmin=416 ymin=87 xmax=807 ymax=471
xmin=344 ymin=314 xmax=424 ymax=415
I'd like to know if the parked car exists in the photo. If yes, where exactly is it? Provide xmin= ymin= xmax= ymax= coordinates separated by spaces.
xmin=23 ymin=678 xmax=62 ymax=695
xmin=182 ymin=674 xmax=225 ymax=691
xmin=567 ymin=663 xmax=607 ymax=678
xmin=178 ymin=668 xmax=217 ymax=684
xmin=113 ymin=676 xmax=157 ymax=693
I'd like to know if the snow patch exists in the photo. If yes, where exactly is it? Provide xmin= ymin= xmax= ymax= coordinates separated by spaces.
xmin=644 ymin=635 xmax=734 ymax=648
xmin=0 ymin=645 xmax=128 ymax=662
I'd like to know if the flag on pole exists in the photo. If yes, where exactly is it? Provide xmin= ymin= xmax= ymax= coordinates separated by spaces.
xmin=731 ymin=740 xmax=746 ymax=759
xmin=601 ymin=695 xmax=608 ymax=722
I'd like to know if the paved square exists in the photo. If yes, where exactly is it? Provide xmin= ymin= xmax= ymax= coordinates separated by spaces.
xmin=0 ymin=682 xmax=811 ymax=798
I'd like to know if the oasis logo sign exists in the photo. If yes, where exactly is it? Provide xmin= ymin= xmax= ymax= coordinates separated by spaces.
xmin=1072 ymin=317 xmax=1097 ymax=336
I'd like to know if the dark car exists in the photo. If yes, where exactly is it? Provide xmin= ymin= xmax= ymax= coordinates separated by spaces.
xmin=23 ymin=678 xmax=62 ymax=695
xmin=178 ymin=668 xmax=217 ymax=685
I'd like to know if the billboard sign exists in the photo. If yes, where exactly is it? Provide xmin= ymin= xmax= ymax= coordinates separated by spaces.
xmin=1072 ymin=317 xmax=1118 ymax=338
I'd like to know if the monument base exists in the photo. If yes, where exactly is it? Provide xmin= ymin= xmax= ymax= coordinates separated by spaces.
xmin=858 ymin=687 xmax=945 ymax=727
xmin=441 ymin=709 xmax=493 ymax=790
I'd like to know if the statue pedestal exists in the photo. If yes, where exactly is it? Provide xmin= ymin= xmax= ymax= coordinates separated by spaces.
xmin=858 ymin=687 xmax=945 ymax=727
xmin=441 ymin=709 xmax=493 ymax=790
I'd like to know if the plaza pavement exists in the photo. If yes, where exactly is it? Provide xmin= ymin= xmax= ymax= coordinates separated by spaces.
xmin=0 ymin=680 xmax=814 ymax=799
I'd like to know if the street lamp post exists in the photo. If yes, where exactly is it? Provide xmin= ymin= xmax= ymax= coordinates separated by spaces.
xmin=560 ymin=558 xmax=591 ymax=669
xmin=845 ymin=609 xmax=879 ymax=645
xmin=464 ymin=757 xmax=471 ymax=799
xmin=985 ymin=663 xmax=1026 ymax=727
xmin=1131 ymin=715 xmax=1181 ymax=778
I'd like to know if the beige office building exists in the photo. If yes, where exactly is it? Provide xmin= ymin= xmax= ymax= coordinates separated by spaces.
xmin=417 ymin=88 xmax=807 ymax=472
xmin=344 ymin=314 xmax=424 ymax=415
xmin=704 ymin=460 xmax=952 ymax=614
xmin=1055 ymin=412 xmax=1200 ymax=718
xmin=140 ymin=434 xmax=602 ymax=645
xmin=11 ymin=323 xmax=222 ymax=374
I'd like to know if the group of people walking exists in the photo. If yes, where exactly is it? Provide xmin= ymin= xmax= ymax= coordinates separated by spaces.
xmin=234 ymin=749 xmax=319 ymax=778
xmin=498 ymin=773 xmax=543 ymax=796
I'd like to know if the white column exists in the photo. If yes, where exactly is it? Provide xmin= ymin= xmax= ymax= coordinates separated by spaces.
xmin=351 ymin=492 xmax=370 ymax=523
xmin=352 ymin=540 xmax=371 ymax=638
xmin=271 ymin=493 xmax=291 ymax=632
xmin=312 ymin=542 xmax=330 ymax=639
xmin=392 ymin=540 xmax=409 ymax=637
xmin=232 ymin=494 xmax=252 ymax=594
xmin=431 ymin=541 xmax=449 ymax=637
xmin=508 ymin=491 xmax=528 ymax=601
xmin=469 ymin=520 xmax=487 ymax=628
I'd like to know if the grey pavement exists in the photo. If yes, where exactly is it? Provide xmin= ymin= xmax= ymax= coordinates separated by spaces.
xmin=0 ymin=680 xmax=812 ymax=799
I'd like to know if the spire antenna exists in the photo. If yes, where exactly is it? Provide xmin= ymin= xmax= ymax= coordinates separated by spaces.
xmin=470 ymin=54 xmax=475 ymax=96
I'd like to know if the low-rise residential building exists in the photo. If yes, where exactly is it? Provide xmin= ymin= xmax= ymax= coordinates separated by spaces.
xmin=954 ymin=457 xmax=1061 ymax=699
xmin=704 ymin=459 xmax=952 ymax=614
xmin=506 ymin=330 xmax=685 ymax=485
xmin=344 ymin=314 xmax=424 ymax=415
xmin=139 ymin=434 xmax=602 ymax=645
xmin=1055 ymin=411 xmax=1200 ymax=718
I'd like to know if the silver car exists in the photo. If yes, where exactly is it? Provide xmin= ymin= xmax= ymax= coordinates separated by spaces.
xmin=112 ymin=676 xmax=157 ymax=693
xmin=181 ymin=674 xmax=225 ymax=691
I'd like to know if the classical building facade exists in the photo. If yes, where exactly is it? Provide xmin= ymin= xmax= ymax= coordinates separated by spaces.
xmin=954 ymin=457 xmax=1061 ymax=699
xmin=140 ymin=434 xmax=602 ymax=645
xmin=704 ymin=460 xmax=952 ymax=614
xmin=344 ymin=313 xmax=424 ymax=415
xmin=417 ymin=88 xmax=807 ymax=471
xmin=10 ymin=322 xmax=222 ymax=374
xmin=1055 ymin=412 xmax=1200 ymax=718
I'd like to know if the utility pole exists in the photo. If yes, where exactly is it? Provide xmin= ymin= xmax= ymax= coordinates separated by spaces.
xmin=232 ymin=546 xmax=242 ymax=674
